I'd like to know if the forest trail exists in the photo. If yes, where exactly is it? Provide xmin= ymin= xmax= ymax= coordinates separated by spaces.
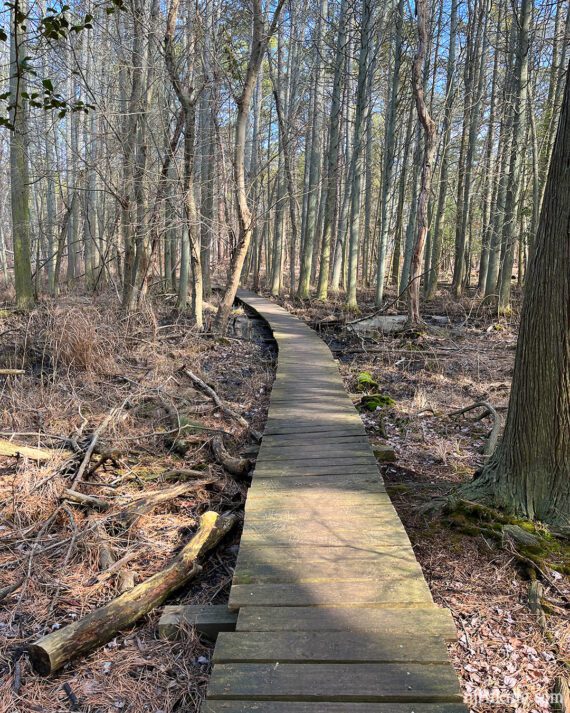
xmin=202 ymin=290 xmax=467 ymax=711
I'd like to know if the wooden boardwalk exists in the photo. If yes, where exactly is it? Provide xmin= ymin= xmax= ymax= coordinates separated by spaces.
xmin=202 ymin=290 xmax=467 ymax=712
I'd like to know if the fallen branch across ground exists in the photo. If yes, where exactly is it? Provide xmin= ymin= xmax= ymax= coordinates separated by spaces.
xmin=62 ymin=489 xmax=110 ymax=512
xmin=0 ymin=577 xmax=24 ymax=603
xmin=448 ymin=401 xmax=500 ymax=457
xmin=180 ymin=366 xmax=262 ymax=441
xmin=70 ymin=404 xmax=128 ymax=488
xmin=113 ymin=482 xmax=202 ymax=529
xmin=28 ymin=511 xmax=236 ymax=675
xmin=0 ymin=439 xmax=65 ymax=461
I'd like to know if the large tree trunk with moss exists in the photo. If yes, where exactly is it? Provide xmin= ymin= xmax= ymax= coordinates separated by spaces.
xmin=459 ymin=63 xmax=570 ymax=525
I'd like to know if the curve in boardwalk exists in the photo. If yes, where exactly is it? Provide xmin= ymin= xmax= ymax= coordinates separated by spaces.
xmin=203 ymin=290 xmax=467 ymax=712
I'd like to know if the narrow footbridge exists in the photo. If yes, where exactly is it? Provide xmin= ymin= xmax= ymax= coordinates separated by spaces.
xmin=203 ymin=290 xmax=467 ymax=712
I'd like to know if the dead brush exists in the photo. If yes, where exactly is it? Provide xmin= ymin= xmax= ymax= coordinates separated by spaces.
xmin=42 ymin=306 xmax=118 ymax=376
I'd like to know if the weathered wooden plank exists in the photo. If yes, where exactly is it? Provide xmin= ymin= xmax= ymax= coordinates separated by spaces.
xmin=247 ymin=474 xmax=385 ymax=493
xmin=239 ymin=522 xmax=410 ymax=549
xmin=206 ymin=662 xmax=464 ymax=702
xmin=232 ymin=546 xmax=422 ymax=584
xmin=256 ymin=448 xmax=376 ymax=463
xmin=263 ymin=424 xmax=367 ymax=437
xmin=243 ymin=509 xmax=403 ymax=529
xmin=259 ymin=433 xmax=369 ymax=445
xmin=213 ymin=631 xmax=451 ymax=663
xmin=202 ymin=703 xmax=467 ymax=713
xmin=260 ymin=430 xmax=371 ymax=444
xmin=229 ymin=579 xmax=433 ymax=608
xmin=243 ymin=495 xmax=389 ymax=513
xmin=236 ymin=607 xmax=458 ymax=640
xmin=242 ymin=503 xmax=398 ymax=519
xmin=252 ymin=462 xmax=380 ymax=478
xmin=158 ymin=605 xmax=237 ymax=640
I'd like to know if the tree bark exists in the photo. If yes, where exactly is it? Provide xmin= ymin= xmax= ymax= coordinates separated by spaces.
xmin=215 ymin=0 xmax=286 ymax=332
xmin=459 ymin=62 xmax=570 ymax=525
xmin=10 ymin=0 xmax=34 ymax=309
xmin=407 ymin=0 xmax=437 ymax=326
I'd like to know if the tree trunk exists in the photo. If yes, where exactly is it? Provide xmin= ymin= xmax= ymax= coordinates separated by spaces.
xmin=215 ymin=0 xmax=286 ymax=333
xmin=10 ymin=1 xmax=34 ymax=309
xmin=459 ymin=62 xmax=570 ymax=525
xmin=407 ymin=0 xmax=436 ymax=326
xmin=346 ymin=0 xmax=374 ymax=311
xmin=497 ymin=0 xmax=532 ymax=312
xmin=375 ymin=0 xmax=403 ymax=306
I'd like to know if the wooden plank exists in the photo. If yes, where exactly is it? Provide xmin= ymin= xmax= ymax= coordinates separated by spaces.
xmin=260 ymin=430 xmax=371 ymax=444
xmin=206 ymin=662 xmax=464 ymax=702
xmin=158 ymin=605 xmax=237 ymax=640
xmin=228 ymin=580 xmax=433 ymax=608
xmin=256 ymin=448 xmax=375 ymax=463
xmin=252 ymin=463 xmax=380 ymax=478
xmin=202 ymin=703 xmax=467 ymax=713
xmin=259 ymin=432 xmax=369 ymax=445
xmin=255 ymin=455 xmax=378 ymax=468
xmin=243 ymin=509 xmax=403 ymax=529
xmin=232 ymin=546 xmax=422 ymax=584
xmin=239 ymin=524 xmax=410 ymax=549
xmin=236 ymin=607 xmax=458 ymax=640
xmin=247 ymin=474 xmax=385 ymax=493
xmin=263 ymin=425 xmax=367 ymax=438
xmin=213 ymin=631 xmax=451 ymax=664
xmin=242 ymin=503 xmax=398 ymax=520
xmin=244 ymin=494 xmax=389 ymax=511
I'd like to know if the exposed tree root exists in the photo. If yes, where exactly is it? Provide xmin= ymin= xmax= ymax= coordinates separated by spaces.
xmin=211 ymin=435 xmax=252 ymax=478
xmin=428 ymin=497 xmax=570 ymax=595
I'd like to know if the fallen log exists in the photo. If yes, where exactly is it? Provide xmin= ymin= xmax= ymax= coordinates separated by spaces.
xmin=0 ymin=577 xmax=24 ymax=603
xmin=0 ymin=369 xmax=25 ymax=375
xmin=28 ymin=511 xmax=236 ymax=675
xmin=211 ymin=435 xmax=252 ymax=478
xmin=62 ymin=489 xmax=110 ymax=512
xmin=113 ymin=482 xmax=200 ymax=528
xmin=0 ymin=439 xmax=62 ymax=461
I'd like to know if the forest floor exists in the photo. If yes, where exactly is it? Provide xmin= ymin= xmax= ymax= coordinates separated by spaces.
xmin=0 ymin=290 xmax=275 ymax=713
xmin=271 ymin=285 xmax=569 ymax=713
xmin=0 ymin=286 xmax=568 ymax=713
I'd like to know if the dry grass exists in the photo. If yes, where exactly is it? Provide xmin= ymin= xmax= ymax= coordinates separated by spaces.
xmin=0 ymin=291 xmax=274 ymax=713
